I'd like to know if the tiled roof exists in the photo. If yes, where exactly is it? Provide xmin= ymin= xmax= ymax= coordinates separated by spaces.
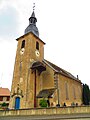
xmin=0 ymin=88 xmax=10 ymax=96
xmin=43 ymin=59 xmax=81 ymax=83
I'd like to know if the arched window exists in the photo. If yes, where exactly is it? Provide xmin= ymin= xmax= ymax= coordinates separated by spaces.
xmin=31 ymin=19 xmax=33 ymax=23
xmin=65 ymin=82 xmax=69 ymax=100
xmin=73 ymin=86 xmax=76 ymax=99
xmin=21 ymin=40 xmax=25 ymax=49
xmin=36 ymin=41 xmax=39 ymax=50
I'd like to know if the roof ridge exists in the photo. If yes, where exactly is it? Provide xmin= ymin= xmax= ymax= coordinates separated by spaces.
xmin=0 ymin=87 xmax=9 ymax=89
xmin=44 ymin=59 xmax=68 ymax=73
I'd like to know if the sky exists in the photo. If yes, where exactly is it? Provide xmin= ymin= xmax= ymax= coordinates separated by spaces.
xmin=0 ymin=0 xmax=90 ymax=90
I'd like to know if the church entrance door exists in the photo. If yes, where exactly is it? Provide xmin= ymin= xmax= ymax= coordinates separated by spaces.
xmin=15 ymin=97 xmax=20 ymax=109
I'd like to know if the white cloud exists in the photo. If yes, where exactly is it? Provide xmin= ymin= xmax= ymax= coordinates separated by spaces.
xmin=0 ymin=6 xmax=20 ymax=40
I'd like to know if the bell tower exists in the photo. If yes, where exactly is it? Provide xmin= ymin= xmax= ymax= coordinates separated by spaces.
xmin=9 ymin=9 xmax=46 ymax=109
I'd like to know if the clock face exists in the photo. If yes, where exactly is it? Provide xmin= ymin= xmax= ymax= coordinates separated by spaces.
xmin=35 ymin=50 xmax=40 ymax=57
xmin=20 ymin=48 xmax=25 ymax=55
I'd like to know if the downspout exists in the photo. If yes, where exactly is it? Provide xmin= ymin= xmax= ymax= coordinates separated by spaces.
xmin=34 ymin=69 xmax=37 ymax=108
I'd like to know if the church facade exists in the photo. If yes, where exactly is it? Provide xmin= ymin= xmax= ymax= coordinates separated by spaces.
xmin=9 ymin=10 xmax=82 ymax=109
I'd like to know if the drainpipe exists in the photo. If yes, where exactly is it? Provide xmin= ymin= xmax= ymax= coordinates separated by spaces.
xmin=34 ymin=69 xmax=36 ymax=108
xmin=57 ymin=83 xmax=60 ymax=106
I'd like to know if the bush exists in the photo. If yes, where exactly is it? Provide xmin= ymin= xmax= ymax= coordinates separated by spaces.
xmin=2 ymin=102 xmax=7 ymax=107
xmin=39 ymin=98 xmax=48 ymax=107
xmin=71 ymin=102 xmax=75 ymax=106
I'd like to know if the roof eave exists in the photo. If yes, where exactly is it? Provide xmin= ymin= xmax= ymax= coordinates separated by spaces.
xmin=16 ymin=32 xmax=46 ymax=45
xmin=43 ymin=59 xmax=58 ymax=72
xmin=0 ymin=95 xmax=10 ymax=96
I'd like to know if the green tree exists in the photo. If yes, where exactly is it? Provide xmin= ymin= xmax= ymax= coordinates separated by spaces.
xmin=39 ymin=98 xmax=48 ymax=107
xmin=82 ymin=84 xmax=90 ymax=105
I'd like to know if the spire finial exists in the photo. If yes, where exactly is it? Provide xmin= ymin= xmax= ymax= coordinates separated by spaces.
xmin=33 ymin=3 xmax=35 ymax=11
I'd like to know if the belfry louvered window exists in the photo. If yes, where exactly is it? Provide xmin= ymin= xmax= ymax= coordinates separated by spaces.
xmin=21 ymin=40 xmax=25 ymax=49
xmin=36 ymin=41 xmax=39 ymax=50
xmin=73 ymin=86 xmax=76 ymax=99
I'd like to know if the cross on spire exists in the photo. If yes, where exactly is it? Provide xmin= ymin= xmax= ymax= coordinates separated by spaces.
xmin=33 ymin=3 xmax=35 ymax=11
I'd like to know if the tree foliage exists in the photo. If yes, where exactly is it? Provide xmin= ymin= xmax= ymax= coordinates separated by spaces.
xmin=39 ymin=98 xmax=48 ymax=107
xmin=2 ymin=102 xmax=7 ymax=107
xmin=82 ymin=84 xmax=90 ymax=105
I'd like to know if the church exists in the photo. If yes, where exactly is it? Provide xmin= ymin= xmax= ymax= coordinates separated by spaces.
xmin=9 ymin=9 xmax=82 ymax=109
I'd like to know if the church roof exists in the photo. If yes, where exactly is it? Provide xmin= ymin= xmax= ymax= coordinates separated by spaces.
xmin=37 ymin=88 xmax=56 ymax=98
xmin=0 ymin=88 xmax=10 ymax=96
xmin=43 ymin=59 xmax=81 ymax=83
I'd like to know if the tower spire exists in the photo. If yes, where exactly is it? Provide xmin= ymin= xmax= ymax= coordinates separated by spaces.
xmin=24 ymin=3 xmax=39 ymax=37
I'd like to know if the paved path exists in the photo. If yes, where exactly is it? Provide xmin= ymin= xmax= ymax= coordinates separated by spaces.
xmin=0 ymin=113 xmax=90 ymax=120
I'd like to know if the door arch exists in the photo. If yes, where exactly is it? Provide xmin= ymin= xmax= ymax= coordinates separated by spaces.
xmin=15 ymin=97 xmax=20 ymax=109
